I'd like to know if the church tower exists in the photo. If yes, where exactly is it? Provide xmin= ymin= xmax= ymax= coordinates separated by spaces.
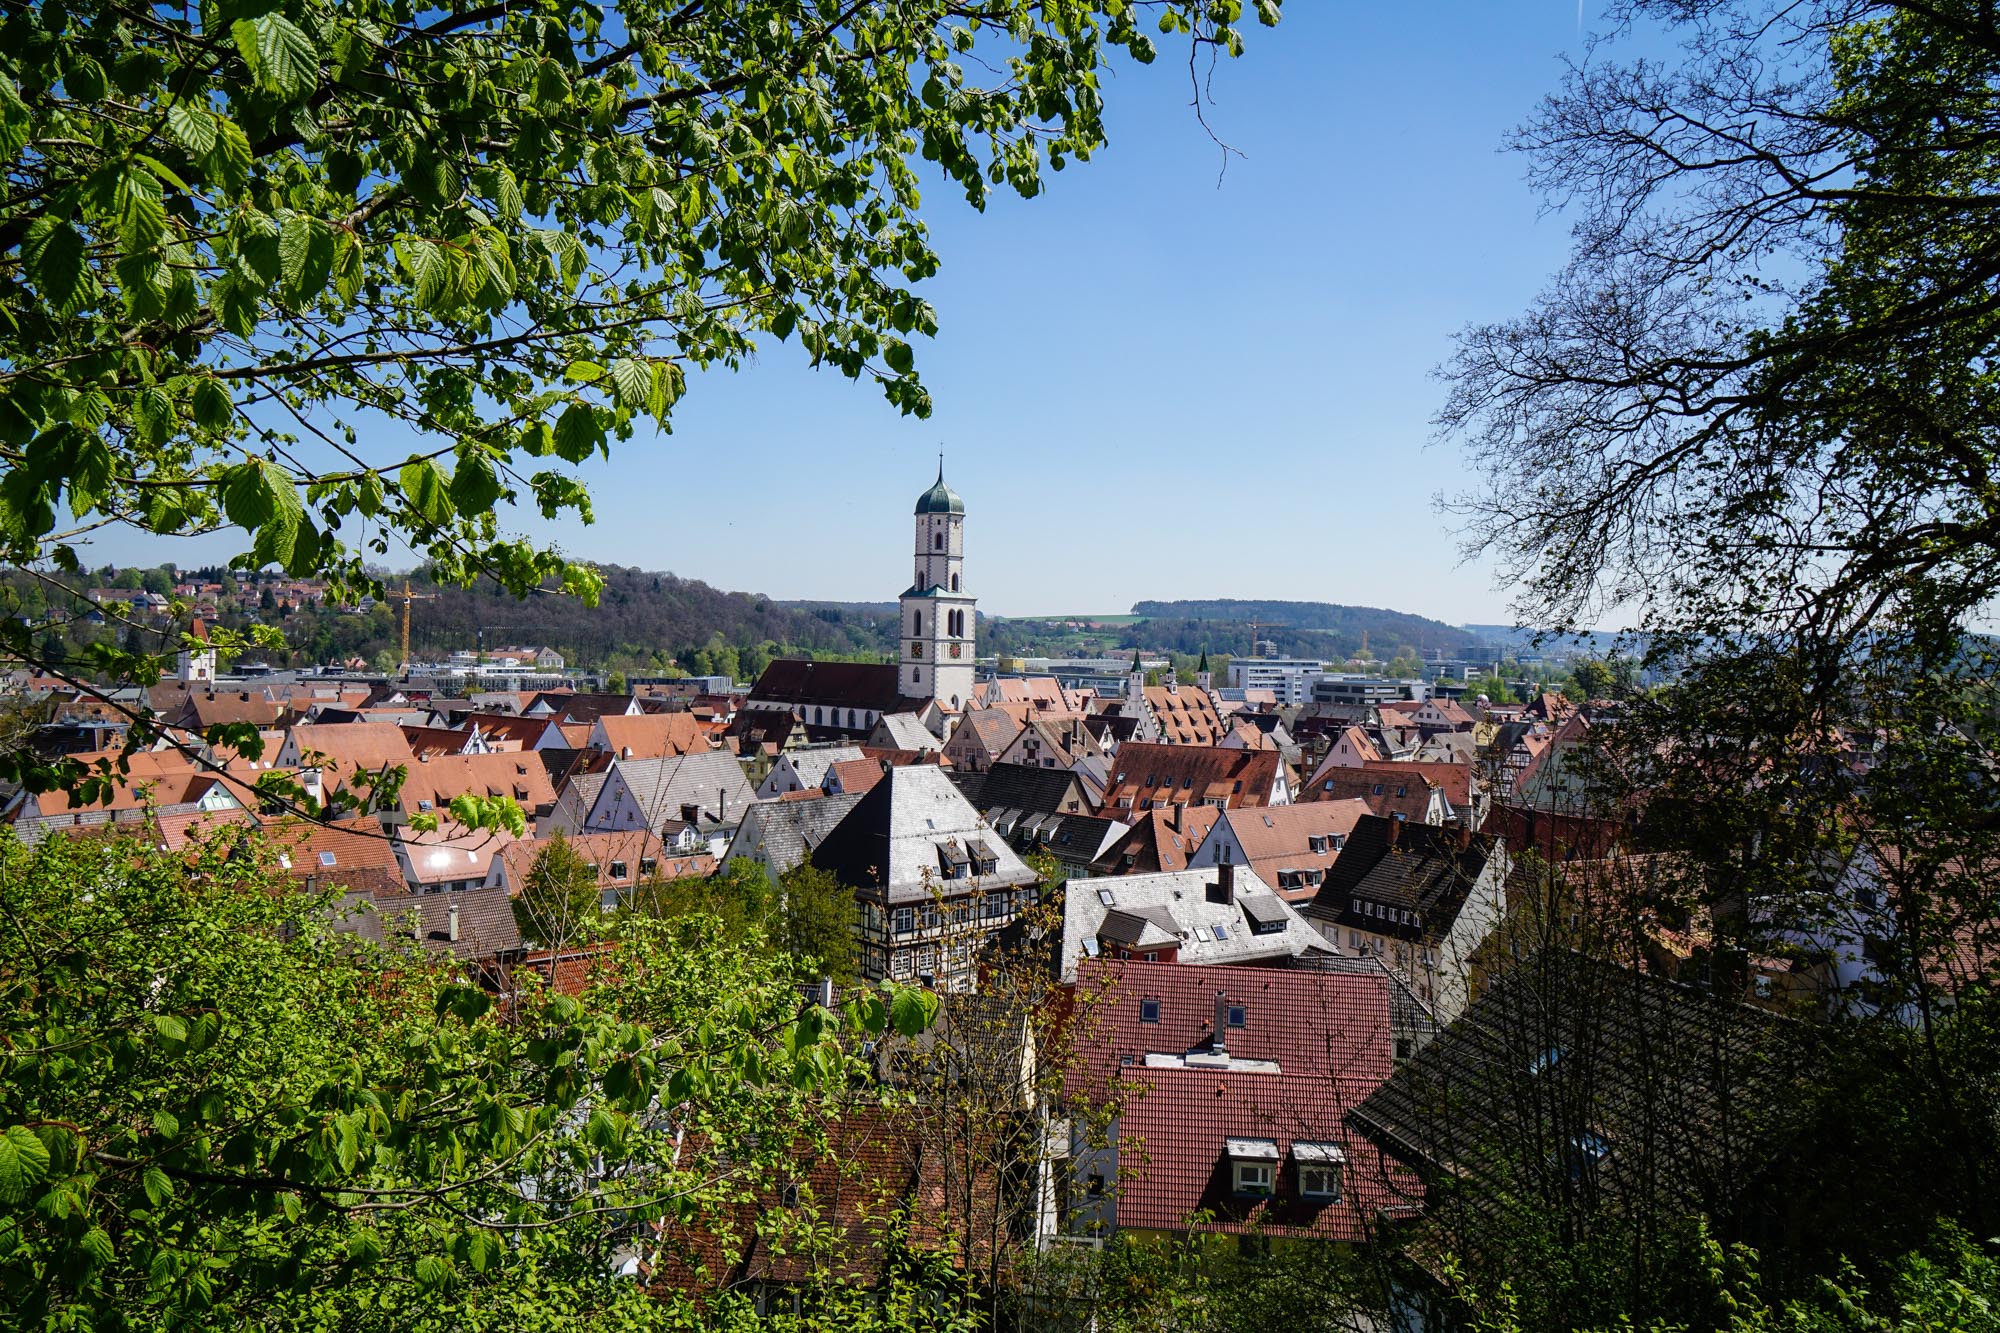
xmin=901 ymin=462 xmax=976 ymax=711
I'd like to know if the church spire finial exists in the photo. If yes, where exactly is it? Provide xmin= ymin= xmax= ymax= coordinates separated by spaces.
xmin=937 ymin=450 xmax=945 ymax=484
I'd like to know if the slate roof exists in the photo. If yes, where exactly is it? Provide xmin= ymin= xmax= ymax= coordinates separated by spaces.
xmin=720 ymin=791 xmax=865 ymax=878
xmin=748 ymin=660 xmax=919 ymax=714
xmin=1347 ymin=951 xmax=1815 ymax=1244
xmin=873 ymin=712 xmax=943 ymax=752
xmin=340 ymin=882 xmax=524 ymax=962
xmin=810 ymin=765 xmax=1038 ymax=904
xmin=1057 ymin=866 xmax=1330 ymax=981
xmin=951 ymin=762 xmax=1089 ymax=818
xmin=1301 ymin=815 xmax=1500 ymax=943
xmin=767 ymin=746 xmax=865 ymax=793
xmin=593 ymin=751 xmax=757 ymax=833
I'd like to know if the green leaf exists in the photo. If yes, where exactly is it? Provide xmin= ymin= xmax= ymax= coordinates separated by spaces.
xmin=347 ymin=1228 xmax=383 ymax=1264
xmin=203 ymin=118 xmax=254 ymax=194
xmin=399 ymin=459 xmax=452 ymax=527
xmin=448 ymin=450 xmax=502 ymax=515
xmin=192 ymin=379 xmax=234 ymax=432
xmin=221 ymin=460 xmax=304 ymax=567
xmin=888 ymin=983 xmax=938 ymax=1038
xmin=150 ymin=1013 xmax=188 ymax=1043
xmin=143 ymin=1163 xmax=173 ymax=1207
xmin=68 ymin=57 xmax=109 ymax=103
xmin=166 ymin=103 xmax=217 ymax=158
xmin=0 ymin=1126 xmax=52 ymax=1205
xmin=24 ymin=219 xmax=94 ymax=316
xmin=116 ymin=169 xmax=167 ymax=250
xmin=563 ymin=361 xmax=605 ymax=384
xmin=608 ymin=357 xmax=652 ymax=411
xmin=414 ymin=1254 xmax=451 ymax=1289
xmin=466 ymin=1229 xmax=502 ymax=1272
xmin=232 ymin=13 xmax=319 ymax=101
xmin=0 ymin=74 xmax=30 ymax=157
xmin=552 ymin=404 xmax=601 ymax=463
xmin=80 ymin=1226 xmax=115 ymax=1265
xmin=279 ymin=213 xmax=334 ymax=306
xmin=331 ymin=230 xmax=364 ymax=305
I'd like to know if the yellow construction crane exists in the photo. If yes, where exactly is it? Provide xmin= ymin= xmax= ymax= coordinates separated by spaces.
xmin=397 ymin=579 xmax=438 ymax=673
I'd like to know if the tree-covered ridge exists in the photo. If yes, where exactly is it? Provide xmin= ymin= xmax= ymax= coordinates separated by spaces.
xmin=1128 ymin=600 xmax=1485 ymax=657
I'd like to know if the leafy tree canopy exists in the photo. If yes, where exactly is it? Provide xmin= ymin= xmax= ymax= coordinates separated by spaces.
xmin=0 ymin=0 xmax=1275 ymax=795
xmin=0 ymin=825 xmax=920 ymax=1328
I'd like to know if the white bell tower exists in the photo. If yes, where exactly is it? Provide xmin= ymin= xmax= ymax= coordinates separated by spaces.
xmin=900 ymin=459 xmax=976 ymax=711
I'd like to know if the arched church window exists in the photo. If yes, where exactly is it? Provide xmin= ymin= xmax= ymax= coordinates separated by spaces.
xmin=913 ymin=611 xmax=922 ymax=636
xmin=934 ymin=532 xmax=943 ymax=551
xmin=951 ymin=573 xmax=960 ymax=591
xmin=912 ymin=667 xmax=921 ymax=684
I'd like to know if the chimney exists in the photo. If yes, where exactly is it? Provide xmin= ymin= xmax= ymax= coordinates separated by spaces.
xmin=1170 ymin=801 xmax=1184 ymax=833
xmin=719 ymin=788 xmax=730 ymax=820
xmin=680 ymin=801 xmax=701 ymax=826
xmin=621 ymin=745 xmax=633 ymax=759
xmin=1457 ymin=821 xmax=1473 ymax=851
xmin=447 ymin=902 xmax=460 ymax=943
xmin=1212 ymin=991 xmax=1229 ymax=1054
xmin=1386 ymin=816 xmax=1402 ymax=848
xmin=1208 ymin=862 xmax=1235 ymax=905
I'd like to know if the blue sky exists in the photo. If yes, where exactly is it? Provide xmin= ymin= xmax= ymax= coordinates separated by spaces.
xmin=97 ymin=3 xmax=1598 ymax=627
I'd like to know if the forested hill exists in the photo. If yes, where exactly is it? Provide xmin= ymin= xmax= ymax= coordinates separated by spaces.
xmin=398 ymin=567 xmax=899 ymax=674
xmin=1129 ymin=600 xmax=1486 ymax=657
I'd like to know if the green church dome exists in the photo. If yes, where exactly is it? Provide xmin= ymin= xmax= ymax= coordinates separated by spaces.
xmin=914 ymin=461 xmax=964 ymax=516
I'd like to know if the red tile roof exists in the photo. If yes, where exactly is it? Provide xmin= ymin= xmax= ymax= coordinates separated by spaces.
xmin=1069 ymin=960 xmax=1411 ymax=1240
xmin=1101 ymin=743 xmax=1284 ymax=813
xmin=594 ymin=712 xmax=712 ymax=759
xmin=1091 ymin=805 xmax=1222 ymax=875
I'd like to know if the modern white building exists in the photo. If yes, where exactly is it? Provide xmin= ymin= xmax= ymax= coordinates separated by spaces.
xmin=1226 ymin=655 xmax=1327 ymax=705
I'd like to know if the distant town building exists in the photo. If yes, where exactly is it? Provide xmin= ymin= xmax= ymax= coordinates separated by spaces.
xmin=1226 ymin=655 xmax=1326 ymax=706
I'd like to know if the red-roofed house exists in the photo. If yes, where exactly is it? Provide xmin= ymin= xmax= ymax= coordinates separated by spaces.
xmin=1060 ymin=959 xmax=1416 ymax=1244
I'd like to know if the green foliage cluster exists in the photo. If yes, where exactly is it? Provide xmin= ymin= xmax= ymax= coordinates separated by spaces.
xmin=627 ymin=855 xmax=857 ymax=985
xmin=0 ymin=825 xmax=939 ymax=1328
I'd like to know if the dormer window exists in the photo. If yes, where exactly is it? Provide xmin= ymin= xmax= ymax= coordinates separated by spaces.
xmin=1294 ymin=1142 xmax=1345 ymax=1200
xmin=1226 ymin=1138 xmax=1279 ymax=1196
